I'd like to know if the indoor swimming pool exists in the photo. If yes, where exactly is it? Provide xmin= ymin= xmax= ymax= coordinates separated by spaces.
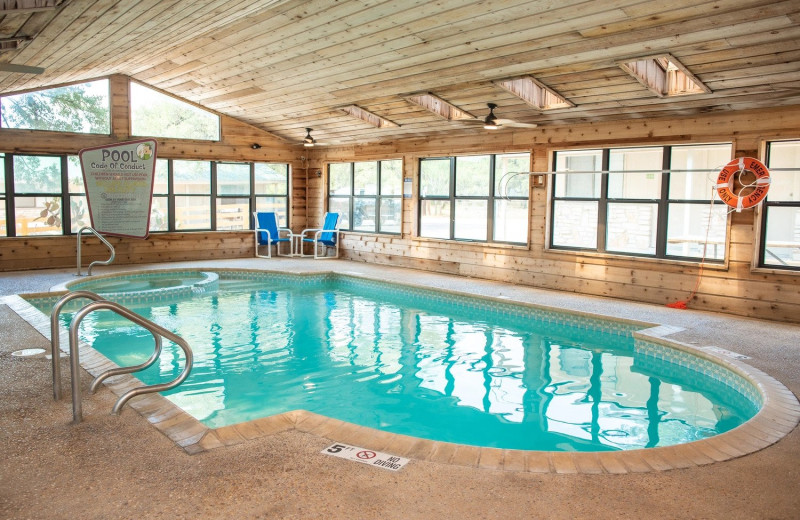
xmin=31 ymin=270 xmax=761 ymax=452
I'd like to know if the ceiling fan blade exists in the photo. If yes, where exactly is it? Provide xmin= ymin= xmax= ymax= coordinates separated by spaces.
xmin=0 ymin=63 xmax=45 ymax=74
xmin=494 ymin=119 xmax=537 ymax=128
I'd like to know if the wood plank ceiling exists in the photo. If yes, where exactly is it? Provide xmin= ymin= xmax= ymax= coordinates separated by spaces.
xmin=1 ymin=0 xmax=799 ymax=147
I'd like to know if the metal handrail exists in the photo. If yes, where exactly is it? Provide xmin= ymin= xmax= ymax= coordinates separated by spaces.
xmin=50 ymin=291 xmax=107 ymax=400
xmin=50 ymin=291 xmax=193 ymax=423
xmin=77 ymin=226 xmax=115 ymax=276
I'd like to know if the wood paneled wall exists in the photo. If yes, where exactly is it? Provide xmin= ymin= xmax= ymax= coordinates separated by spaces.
xmin=314 ymin=106 xmax=800 ymax=323
xmin=0 ymin=232 xmax=253 ymax=270
xmin=0 ymin=75 xmax=305 ymax=269
xmin=2 ymin=76 xmax=799 ymax=324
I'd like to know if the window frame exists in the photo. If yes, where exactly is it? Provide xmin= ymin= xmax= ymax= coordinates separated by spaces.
xmin=0 ymin=153 xmax=290 ymax=236
xmin=327 ymin=159 xmax=403 ymax=235
xmin=418 ymin=153 xmax=530 ymax=244
xmin=549 ymin=144 xmax=732 ymax=262
xmin=6 ymin=154 xmax=70 ymax=237
xmin=758 ymin=139 xmax=800 ymax=271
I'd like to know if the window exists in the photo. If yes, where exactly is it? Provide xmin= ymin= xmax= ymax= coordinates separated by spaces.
xmin=0 ymin=79 xmax=110 ymax=134
xmin=130 ymin=82 xmax=220 ymax=141
xmin=12 ymin=155 xmax=64 ymax=236
xmin=67 ymin=155 xmax=90 ymax=233
xmin=0 ymin=154 xmax=289 ymax=236
xmin=419 ymin=153 xmax=530 ymax=243
xmin=150 ymin=159 xmax=170 ymax=232
xmin=254 ymin=163 xmax=289 ymax=226
xmin=551 ymin=144 xmax=731 ymax=261
xmin=760 ymin=140 xmax=800 ymax=269
xmin=174 ymin=160 xmax=211 ymax=230
xmin=327 ymin=159 xmax=402 ymax=233
xmin=0 ymin=153 xmax=6 ymax=236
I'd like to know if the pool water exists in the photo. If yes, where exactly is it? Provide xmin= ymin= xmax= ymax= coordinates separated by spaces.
xmin=70 ymin=271 xmax=212 ymax=292
xmin=50 ymin=274 xmax=759 ymax=452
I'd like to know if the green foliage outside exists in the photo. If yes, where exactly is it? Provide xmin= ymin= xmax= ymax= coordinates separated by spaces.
xmin=13 ymin=155 xmax=61 ymax=193
xmin=0 ymin=81 xmax=110 ymax=134
xmin=130 ymin=83 xmax=219 ymax=141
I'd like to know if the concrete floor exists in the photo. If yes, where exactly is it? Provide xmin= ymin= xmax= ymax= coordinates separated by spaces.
xmin=1 ymin=258 xmax=799 ymax=519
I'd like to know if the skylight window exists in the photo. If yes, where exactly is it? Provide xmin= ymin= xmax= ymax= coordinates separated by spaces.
xmin=340 ymin=105 xmax=399 ymax=128
xmin=619 ymin=54 xmax=710 ymax=97
xmin=0 ymin=37 xmax=29 ymax=51
xmin=494 ymin=76 xmax=574 ymax=110
xmin=0 ymin=0 xmax=63 ymax=12
xmin=130 ymin=82 xmax=220 ymax=141
xmin=405 ymin=93 xmax=475 ymax=121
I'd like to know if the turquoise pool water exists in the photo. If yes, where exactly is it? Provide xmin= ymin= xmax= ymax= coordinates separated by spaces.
xmin=38 ymin=273 xmax=760 ymax=452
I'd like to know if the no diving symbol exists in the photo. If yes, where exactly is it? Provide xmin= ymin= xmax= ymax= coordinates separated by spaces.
xmin=356 ymin=450 xmax=377 ymax=460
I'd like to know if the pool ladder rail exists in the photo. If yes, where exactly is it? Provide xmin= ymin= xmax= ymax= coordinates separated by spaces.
xmin=50 ymin=291 xmax=194 ymax=424
xmin=76 ymin=226 xmax=115 ymax=276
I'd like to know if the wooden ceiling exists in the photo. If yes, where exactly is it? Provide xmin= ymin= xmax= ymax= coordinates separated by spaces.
xmin=1 ymin=0 xmax=799 ymax=147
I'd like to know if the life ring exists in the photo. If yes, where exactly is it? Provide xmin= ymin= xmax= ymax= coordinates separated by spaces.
xmin=716 ymin=157 xmax=771 ymax=212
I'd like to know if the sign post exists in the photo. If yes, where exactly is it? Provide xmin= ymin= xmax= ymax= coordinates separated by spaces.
xmin=78 ymin=139 xmax=157 ymax=239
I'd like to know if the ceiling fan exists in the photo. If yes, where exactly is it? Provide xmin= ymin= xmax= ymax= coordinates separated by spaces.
xmin=302 ymin=127 xmax=329 ymax=147
xmin=0 ymin=63 xmax=45 ymax=74
xmin=465 ymin=103 xmax=538 ymax=129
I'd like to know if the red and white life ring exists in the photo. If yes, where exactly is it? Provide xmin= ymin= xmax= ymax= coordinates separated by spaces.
xmin=716 ymin=157 xmax=771 ymax=212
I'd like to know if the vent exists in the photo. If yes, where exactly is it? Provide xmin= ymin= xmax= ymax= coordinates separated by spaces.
xmin=494 ymin=76 xmax=574 ymax=110
xmin=619 ymin=54 xmax=710 ymax=97
xmin=405 ymin=92 xmax=475 ymax=120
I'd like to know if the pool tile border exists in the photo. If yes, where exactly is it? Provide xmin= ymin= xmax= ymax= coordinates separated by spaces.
xmin=5 ymin=267 xmax=800 ymax=474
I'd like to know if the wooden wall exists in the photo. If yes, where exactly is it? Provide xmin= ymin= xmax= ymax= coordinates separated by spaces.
xmin=314 ymin=106 xmax=800 ymax=323
xmin=0 ymin=74 xmax=306 ymax=270
xmin=3 ymin=76 xmax=800 ymax=324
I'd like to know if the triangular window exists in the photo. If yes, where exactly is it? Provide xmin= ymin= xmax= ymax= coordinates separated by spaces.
xmin=130 ymin=82 xmax=220 ymax=141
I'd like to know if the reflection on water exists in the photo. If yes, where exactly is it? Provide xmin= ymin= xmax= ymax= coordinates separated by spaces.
xmin=77 ymin=280 xmax=757 ymax=452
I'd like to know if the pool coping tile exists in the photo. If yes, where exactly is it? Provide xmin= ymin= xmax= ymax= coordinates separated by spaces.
xmin=6 ymin=269 xmax=800 ymax=474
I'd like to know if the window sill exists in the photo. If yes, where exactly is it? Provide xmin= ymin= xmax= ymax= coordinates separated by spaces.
xmin=544 ymin=246 xmax=730 ymax=271
xmin=409 ymin=235 xmax=530 ymax=251
xmin=338 ymin=230 xmax=401 ymax=238
xmin=750 ymin=266 xmax=800 ymax=276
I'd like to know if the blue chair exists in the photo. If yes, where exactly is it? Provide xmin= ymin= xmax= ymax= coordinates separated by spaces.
xmin=299 ymin=212 xmax=340 ymax=259
xmin=253 ymin=212 xmax=292 ymax=258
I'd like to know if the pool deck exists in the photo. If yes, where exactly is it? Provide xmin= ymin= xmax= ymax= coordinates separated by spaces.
xmin=1 ymin=258 xmax=799 ymax=519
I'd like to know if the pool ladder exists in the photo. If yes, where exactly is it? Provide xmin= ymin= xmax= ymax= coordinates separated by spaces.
xmin=76 ymin=226 xmax=116 ymax=276
xmin=50 ymin=291 xmax=194 ymax=424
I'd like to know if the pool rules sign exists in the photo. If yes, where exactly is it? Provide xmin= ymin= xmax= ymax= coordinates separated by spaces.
xmin=79 ymin=139 xmax=157 ymax=239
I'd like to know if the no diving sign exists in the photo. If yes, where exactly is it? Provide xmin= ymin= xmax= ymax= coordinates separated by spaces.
xmin=322 ymin=443 xmax=409 ymax=471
